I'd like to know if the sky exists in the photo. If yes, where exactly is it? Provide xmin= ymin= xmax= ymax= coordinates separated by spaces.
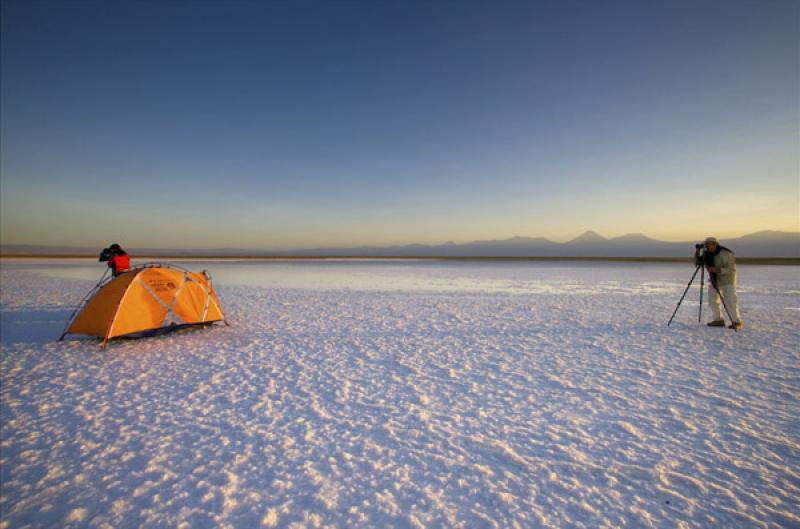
xmin=1 ymin=0 xmax=798 ymax=250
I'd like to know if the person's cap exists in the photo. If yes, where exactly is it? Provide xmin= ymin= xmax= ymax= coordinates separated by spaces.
xmin=704 ymin=237 xmax=719 ymax=245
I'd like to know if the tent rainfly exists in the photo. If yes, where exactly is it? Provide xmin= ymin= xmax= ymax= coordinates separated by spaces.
xmin=60 ymin=263 xmax=227 ymax=347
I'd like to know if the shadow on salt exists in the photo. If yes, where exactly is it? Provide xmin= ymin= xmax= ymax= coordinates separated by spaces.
xmin=0 ymin=308 xmax=73 ymax=345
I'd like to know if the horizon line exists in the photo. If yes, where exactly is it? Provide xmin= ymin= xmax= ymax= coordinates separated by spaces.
xmin=1 ymin=254 xmax=799 ymax=265
xmin=1 ymin=228 xmax=796 ymax=253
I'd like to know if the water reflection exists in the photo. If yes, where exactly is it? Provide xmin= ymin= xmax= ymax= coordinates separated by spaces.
xmin=1 ymin=258 xmax=690 ymax=295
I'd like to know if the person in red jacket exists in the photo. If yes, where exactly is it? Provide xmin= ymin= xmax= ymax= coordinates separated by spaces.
xmin=99 ymin=243 xmax=131 ymax=277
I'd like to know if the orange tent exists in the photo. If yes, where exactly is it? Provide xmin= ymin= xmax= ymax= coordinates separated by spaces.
xmin=60 ymin=264 xmax=227 ymax=347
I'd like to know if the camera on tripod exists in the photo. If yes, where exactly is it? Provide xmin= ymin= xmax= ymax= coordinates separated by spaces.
xmin=99 ymin=247 xmax=113 ymax=262
xmin=693 ymin=243 xmax=707 ymax=266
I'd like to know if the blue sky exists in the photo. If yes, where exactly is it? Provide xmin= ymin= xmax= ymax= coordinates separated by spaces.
xmin=1 ymin=0 xmax=797 ymax=250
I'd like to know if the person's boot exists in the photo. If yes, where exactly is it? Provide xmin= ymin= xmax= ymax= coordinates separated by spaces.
xmin=728 ymin=321 xmax=743 ymax=330
xmin=707 ymin=320 xmax=725 ymax=327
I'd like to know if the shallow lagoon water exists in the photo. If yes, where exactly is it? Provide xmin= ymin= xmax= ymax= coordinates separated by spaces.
xmin=4 ymin=257 xmax=798 ymax=298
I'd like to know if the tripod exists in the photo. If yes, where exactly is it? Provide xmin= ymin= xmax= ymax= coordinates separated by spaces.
xmin=668 ymin=262 xmax=736 ymax=329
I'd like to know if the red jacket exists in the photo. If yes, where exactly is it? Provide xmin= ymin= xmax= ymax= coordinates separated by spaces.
xmin=109 ymin=253 xmax=131 ymax=275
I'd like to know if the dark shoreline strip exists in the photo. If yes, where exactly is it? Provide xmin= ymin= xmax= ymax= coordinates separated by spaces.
xmin=1 ymin=255 xmax=797 ymax=265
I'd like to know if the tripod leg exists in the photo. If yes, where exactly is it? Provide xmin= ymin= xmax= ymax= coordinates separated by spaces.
xmin=710 ymin=280 xmax=738 ymax=331
xmin=699 ymin=267 xmax=704 ymax=323
xmin=668 ymin=265 xmax=702 ymax=326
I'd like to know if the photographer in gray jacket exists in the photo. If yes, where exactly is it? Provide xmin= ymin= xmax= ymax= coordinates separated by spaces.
xmin=700 ymin=237 xmax=743 ymax=329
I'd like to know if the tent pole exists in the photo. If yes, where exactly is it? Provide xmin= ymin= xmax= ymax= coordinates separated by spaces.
xmin=59 ymin=268 xmax=111 ymax=341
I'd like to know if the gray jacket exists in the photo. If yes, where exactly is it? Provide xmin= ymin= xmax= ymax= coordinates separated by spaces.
xmin=711 ymin=248 xmax=737 ymax=286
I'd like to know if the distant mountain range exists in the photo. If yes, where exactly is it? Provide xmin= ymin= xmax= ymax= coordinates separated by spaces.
xmin=1 ymin=230 xmax=798 ymax=258
xmin=287 ymin=230 xmax=798 ymax=258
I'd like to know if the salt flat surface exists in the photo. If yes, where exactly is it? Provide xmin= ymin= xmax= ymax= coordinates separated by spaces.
xmin=1 ymin=260 xmax=798 ymax=529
